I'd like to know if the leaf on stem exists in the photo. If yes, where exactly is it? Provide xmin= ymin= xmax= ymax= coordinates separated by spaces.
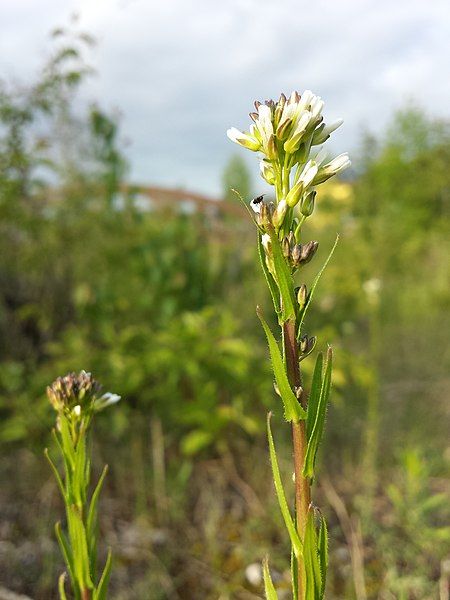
xmin=298 ymin=235 xmax=339 ymax=337
xmin=303 ymin=348 xmax=333 ymax=479
xmin=258 ymin=308 xmax=306 ymax=422
xmin=262 ymin=557 xmax=279 ymax=600
xmin=267 ymin=413 xmax=303 ymax=557
xmin=58 ymin=572 xmax=68 ymax=600
xmin=305 ymin=353 xmax=323 ymax=441
xmin=304 ymin=507 xmax=323 ymax=600
xmin=267 ymin=225 xmax=296 ymax=322
xmin=68 ymin=505 xmax=94 ymax=591
xmin=291 ymin=546 xmax=298 ymax=600
xmin=45 ymin=448 xmax=66 ymax=501
xmin=55 ymin=522 xmax=76 ymax=591
xmin=258 ymin=232 xmax=281 ymax=317
xmin=87 ymin=464 xmax=109 ymax=574
xmin=94 ymin=549 xmax=112 ymax=600
xmin=317 ymin=513 xmax=329 ymax=598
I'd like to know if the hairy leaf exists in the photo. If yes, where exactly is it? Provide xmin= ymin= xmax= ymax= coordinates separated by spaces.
xmin=267 ymin=225 xmax=296 ymax=321
xmin=298 ymin=235 xmax=339 ymax=337
xmin=258 ymin=309 xmax=306 ymax=422
xmin=303 ymin=348 xmax=333 ymax=478
xmin=267 ymin=413 xmax=303 ymax=557
xmin=94 ymin=549 xmax=112 ymax=600
xmin=304 ymin=508 xmax=322 ymax=600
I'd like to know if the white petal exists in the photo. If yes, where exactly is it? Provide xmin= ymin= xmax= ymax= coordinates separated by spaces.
xmin=227 ymin=127 xmax=244 ymax=142
xmin=322 ymin=118 xmax=344 ymax=136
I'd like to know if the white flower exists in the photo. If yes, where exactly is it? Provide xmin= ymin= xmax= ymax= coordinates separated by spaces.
xmin=94 ymin=392 xmax=121 ymax=412
xmin=312 ymin=119 xmax=344 ymax=145
xmin=73 ymin=404 xmax=81 ymax=416
xmin=313 ymin=152 xmax=351 ymax=184
xmin=299 ymin=160 xmax=319 ymax=187
xmin=284 ymin=111 xmax=312 ymax=153
xmin=226 ymin=127 xmax=261 ymax=151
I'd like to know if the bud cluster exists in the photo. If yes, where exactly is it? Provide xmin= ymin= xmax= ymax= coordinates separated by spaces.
xmin=47 ymin=370 xmax=120 ymax=419
xmin=227 ymin=90 xmax=350 ymax=232
xmin=281 ymin=232 xmax=319 ymax=271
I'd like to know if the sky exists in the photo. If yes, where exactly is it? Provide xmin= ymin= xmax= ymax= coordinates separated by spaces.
xmin=1 ymin=0 xmax=450 ymax=196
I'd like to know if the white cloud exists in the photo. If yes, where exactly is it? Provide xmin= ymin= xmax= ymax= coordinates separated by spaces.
xmin=1 ymin=0 xmax=449 ymax=194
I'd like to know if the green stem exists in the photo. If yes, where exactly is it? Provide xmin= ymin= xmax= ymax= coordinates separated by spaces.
xmin=283 ymin=318 xmax=311 ymax=600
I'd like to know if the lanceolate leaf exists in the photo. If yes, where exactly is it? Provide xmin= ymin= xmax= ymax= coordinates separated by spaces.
xmin=298 ymin=235 xmax=339 ymax=338
xmin=45 ymin=448 xmax=66 ymax=501
xmin=267 ymin=413 xmax=303 ymax=557
xmin=306 ymin=353 xmax=323 ymax=441
xmin=291 ymin=547 xmax=298 ymax=600
xmin=94 ymin=549 xmax=112 ymax=600
xmin=317 ymin=514 xmax=329 ymax=598
xmin=55 ymin=522 xmax=75 ymax=592
xmin=87 ymin=464 xmax=109 ymax=576
xmin=304 ymin=508 xmax=322 ymax=600
xmin=258 ymin=308 xmax=306 ymax=423
xmin=267 ymin=225 xmax=296 ymax=322
xmin=303 ymin=348 xmax=333 ymax=479
xmin=258 ymin=232 xmax=281 ymax=318
xmin=58 ymin=573 xmax=68 ymax=600
xmin=262 ymin=557 xmax=279 ymax=600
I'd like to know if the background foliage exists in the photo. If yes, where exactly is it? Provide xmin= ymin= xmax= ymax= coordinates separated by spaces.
xmin=0 ymin=28 xmax=449 ymax=600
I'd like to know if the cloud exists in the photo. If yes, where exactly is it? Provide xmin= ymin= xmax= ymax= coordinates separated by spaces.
xmin=1 ymin=0 xmax=449 ymax=194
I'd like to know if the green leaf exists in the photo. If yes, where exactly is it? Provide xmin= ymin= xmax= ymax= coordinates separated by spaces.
xmin=73 ymin=433 xmax=88 ymax=507
xmin=291 ymin=546 xmax=298 ymax=600
xmin=267 ymin=225 xmax=296 ymax=321
xmin=45 ymin=448 xmax=66 ymax=500
xmin=87 ymin=465 xmax=109 ymax=577
xmin=306 ymin=353 xmax=323 ymax=441
xmin=258 ymin=231 xmax=281 ymax=317
xmin=262 ymin=557 xmax=279 ymax=600
xmin=304 ymin=508 xmax=322 ymax=600
xmin=68 ymin=505 xmax=94 ymax=590
xmin=93 ymin=549 xmax=112 ymax=600
xmin=303 ymin=348 xmax=333 ymax=479
xmin=55 ymin=522 xmax=76 ymax=591
xmin=58 ymin=572 xmax=68 ymax=600
xmin=267 ymin=413 xmax=303 ymax=557
xmin=317 ymin=514 xmax=329 ymax=598
xmin=298 ymin=235 xmax=339 ymax=337
xmin=258 ymin=309 xmax=306 ymax=423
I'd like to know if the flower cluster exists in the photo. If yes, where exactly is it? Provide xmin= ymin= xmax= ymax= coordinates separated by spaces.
xmin=227 ymin=90 xmax=350 ymax=230
xmin=47 ymin=370 xmax=120 ymax=419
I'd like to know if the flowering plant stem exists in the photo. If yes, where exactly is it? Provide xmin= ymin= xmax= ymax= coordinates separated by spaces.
xmin=228 ymin=90 xmax=350 ymax=599
xmin=45 ymin=371 xmax=120 ymax=600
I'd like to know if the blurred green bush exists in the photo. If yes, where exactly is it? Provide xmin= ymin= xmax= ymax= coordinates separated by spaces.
xmin=0 ymin=25 xmax=449 ymax=600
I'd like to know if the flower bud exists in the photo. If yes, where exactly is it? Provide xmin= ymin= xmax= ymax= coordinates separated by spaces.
xmin=297 ymin=284 xmax=307 ymax=309
xmin=300 ymin=190 xmax=316 ymax=217
xmin=300 ymin=240 xmax=319 ymax=264
xmin=272 ymin=199 xmax=288 ymax=230
xmin=260 ymin=160 xmax=276 ymax=185
xmin=292 ymin=244 xmax=302 ymax=265
xmin=266 ymin=134 xmax=277 ymax=160
xmin=286 ymin=181 xmax=303 ymax=208
xmin=257 ymin=201 xmax=274 ymax=229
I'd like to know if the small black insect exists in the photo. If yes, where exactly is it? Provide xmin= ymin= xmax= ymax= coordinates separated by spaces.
xmin=252 ymin=195 xmax=265 ymax=204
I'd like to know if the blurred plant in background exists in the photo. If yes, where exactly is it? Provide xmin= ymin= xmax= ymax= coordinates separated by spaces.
xmin=45 ymin=371 xmax=119 ymax=599
xmin=0 ymin=24 xmax=449 ymax=600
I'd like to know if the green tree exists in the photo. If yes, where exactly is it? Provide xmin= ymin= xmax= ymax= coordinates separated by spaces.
xmin=222 ymin=153 xmax=252 ymax=202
